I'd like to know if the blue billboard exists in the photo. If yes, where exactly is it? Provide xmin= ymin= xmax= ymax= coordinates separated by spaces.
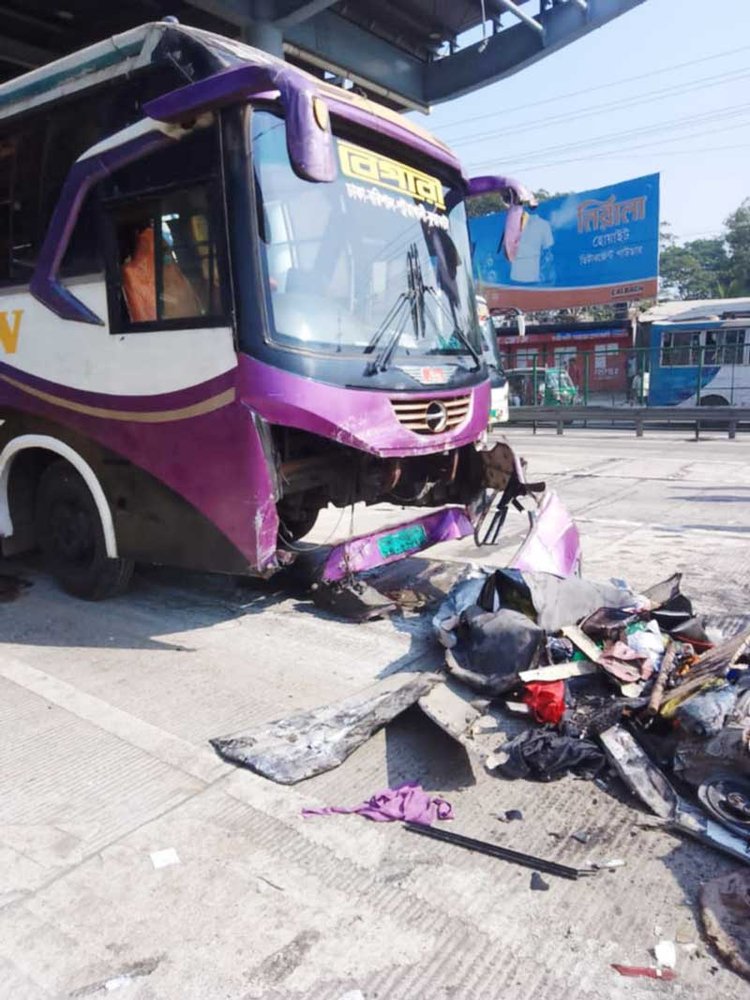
xmin=470 ymin=173 xmax=659 ymax=310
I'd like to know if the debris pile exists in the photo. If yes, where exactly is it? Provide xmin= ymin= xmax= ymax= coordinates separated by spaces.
xmin=433 ymin=567 xmax=750 ymax=865
xmin=209 ymin=539 xmax=750 ymax=981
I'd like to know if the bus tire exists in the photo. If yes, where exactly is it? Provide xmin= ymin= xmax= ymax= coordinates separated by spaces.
xmin=35 ymin=460 xmax=134 ymax=600
xmin=699 ymin=395 xmax=730 ymax=429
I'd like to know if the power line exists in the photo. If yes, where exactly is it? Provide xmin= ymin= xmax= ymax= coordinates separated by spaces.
xmin=465 ymin=102 xmax=750 ymax=171
xmin=474 ymin=140 xmax=750 ymax=175
xmin=533 ymin=141 xmax=750 ymax=163
xmin=466 ymin=127 xmax=750 ymax=174
xmin=466 ymin=118 xmax=750 ymax=172
xmin=433 ymin=42 xmax=750 ymax=133
xmin=445 ymin=66 xmax=750 ymax=149
xmin=473 ymin=101 xmax=750 ymax=164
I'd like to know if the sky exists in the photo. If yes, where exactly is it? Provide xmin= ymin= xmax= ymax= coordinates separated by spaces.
xmin=415 ymin=0 xmax=750 ymax=243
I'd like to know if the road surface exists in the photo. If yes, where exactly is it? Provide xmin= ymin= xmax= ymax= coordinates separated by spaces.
xmin=1 ymin=428 xmax=748 ymax=999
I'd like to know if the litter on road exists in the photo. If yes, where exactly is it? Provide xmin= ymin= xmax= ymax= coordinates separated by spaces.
xmin=302 ymin=783 xmax=453 ymax=825
xmin=209 ymin=490 xmax=750 ymax=982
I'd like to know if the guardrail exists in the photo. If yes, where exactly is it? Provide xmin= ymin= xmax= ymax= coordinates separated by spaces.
xmin=506 ymin=405 xmax=750 ymax=439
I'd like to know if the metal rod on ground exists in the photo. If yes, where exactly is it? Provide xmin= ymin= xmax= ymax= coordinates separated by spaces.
xmin=403 ymin=822 xmax=585 ymax=880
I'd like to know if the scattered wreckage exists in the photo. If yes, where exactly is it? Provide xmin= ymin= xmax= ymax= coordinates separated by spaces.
xmin=211 ymin=442 xmax=750 ymax=982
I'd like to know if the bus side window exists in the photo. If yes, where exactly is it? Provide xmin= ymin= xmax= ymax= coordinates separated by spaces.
xmin=723 ymin=329 xmax=745 ymax=366
xmin=101 ymin=124 xmax=225 ymax=332
xmin=109 ymin=184 xmax=223 ymax=330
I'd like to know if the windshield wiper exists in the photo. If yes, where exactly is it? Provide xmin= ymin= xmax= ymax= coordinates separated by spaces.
xmin=363 ymin=291 xmax=411 ymax=376
xmin=422 ymin=285 xmax=482 ymax=369
xmin=364 ymin=245 xmax=423 ymax=375
xmin=364 ymin=245 xmax=481 ymax=375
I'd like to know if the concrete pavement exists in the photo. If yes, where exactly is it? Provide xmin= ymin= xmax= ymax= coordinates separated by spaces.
xmin=1 ymin=428 xmax=749 ymax=999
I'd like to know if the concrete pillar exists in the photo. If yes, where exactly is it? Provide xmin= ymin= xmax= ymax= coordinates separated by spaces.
xmin=241 ymin=20 xmax=284 ymax=57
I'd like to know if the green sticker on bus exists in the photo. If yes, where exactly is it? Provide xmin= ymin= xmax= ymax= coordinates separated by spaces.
xmin=377 ymin=524 xmax=428 ymax=559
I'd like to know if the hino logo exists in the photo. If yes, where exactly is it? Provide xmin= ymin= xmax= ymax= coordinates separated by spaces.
xmin=425 ymin=400 xmax=448 ymax=433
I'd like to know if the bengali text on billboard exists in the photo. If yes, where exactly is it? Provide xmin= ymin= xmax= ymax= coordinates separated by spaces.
xmin=470 ymin=173 xmax=660 ymax=310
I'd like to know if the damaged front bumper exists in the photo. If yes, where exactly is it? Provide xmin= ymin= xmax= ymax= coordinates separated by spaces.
xmin=305 ymin=441 xmax=581 ymax=618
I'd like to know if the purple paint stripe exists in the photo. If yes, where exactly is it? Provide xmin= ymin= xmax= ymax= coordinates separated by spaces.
xmin=146 ymin=63 xmax=337 ymax=183
xmin=239 ymin=355 xmax=490 ymax=458
xmin=0 ymin=374 xmax=275 ymax=567
xmin=30 ymin=129 xmax=173 ymax=324
xmin=145 ymin=61 xmax=463 ymax=182
xmin=0 ymin=360 xmax=237 ymax=411
xmin=145 ymin=63 xmax=271 ymax=122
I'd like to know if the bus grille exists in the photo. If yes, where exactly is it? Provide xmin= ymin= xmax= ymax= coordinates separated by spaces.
xmin=391 ymin=394 xmax=472 ymax=434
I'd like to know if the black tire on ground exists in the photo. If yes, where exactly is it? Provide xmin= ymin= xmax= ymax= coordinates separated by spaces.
xmin=35 ymin=460 xmax=134 ymax=600
xmin=700 ymin=394 xmax=729 ymax=407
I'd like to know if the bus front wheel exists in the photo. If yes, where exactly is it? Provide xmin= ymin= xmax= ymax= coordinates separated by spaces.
xmin=35 ymin=460 xmax=134 ymax=600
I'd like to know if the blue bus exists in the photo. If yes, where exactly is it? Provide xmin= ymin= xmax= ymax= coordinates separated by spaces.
xmin=647 ymin=303 xmax=750 ymax=407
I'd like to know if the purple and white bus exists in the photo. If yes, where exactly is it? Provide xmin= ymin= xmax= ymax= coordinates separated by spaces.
xmin=0 ymin=22 xmax=546 ymax=599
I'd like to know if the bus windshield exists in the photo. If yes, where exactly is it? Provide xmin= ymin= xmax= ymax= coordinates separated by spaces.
xmin=252 ymin=109 xmax=480 ymax=366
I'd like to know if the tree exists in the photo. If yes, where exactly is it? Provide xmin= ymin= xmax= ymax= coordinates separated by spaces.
xmin=723 ymin=198 xmax=750 ymax=295
xmin=466 ymin=188 xmax=567 ymax=218
xmin=466 ymin=192 xmax=506 ymax=218
xmin=659 ymin=236 xmax=729 ymax=299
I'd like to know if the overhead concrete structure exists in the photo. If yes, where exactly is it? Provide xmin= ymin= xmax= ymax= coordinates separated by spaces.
xmin=0 ymin=0 xmax=647 ymax=111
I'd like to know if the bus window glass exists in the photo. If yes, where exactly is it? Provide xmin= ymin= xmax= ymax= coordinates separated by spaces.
xmin=252 ymin=109 xmax=479 ymax=360
xmin=112 ymin=186 xmax=221 ymax=327
xmin=101 ymin=127 xmax=224 ymax=331
xmin=661 ymin=329 xmax=701 ymax=366
xmin=722 ymin=329 xmax=746 ymax=365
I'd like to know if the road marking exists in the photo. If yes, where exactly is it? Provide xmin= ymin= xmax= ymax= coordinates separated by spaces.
xmin=0 ymin=654 xmax=231 ymax=785
xmin=576 ymin=516 xmax=749 ymax=538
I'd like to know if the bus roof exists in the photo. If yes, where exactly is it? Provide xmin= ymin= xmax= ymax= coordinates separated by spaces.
xmin=639 ymin=297 xmax=750 ymax=324
xmin=0 ymin=21 xmax=451 ymax=160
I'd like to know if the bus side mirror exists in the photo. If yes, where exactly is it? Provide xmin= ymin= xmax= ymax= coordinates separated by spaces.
xmin=144 ymin=63 xmax=336 ymax=184
xmin=463 ymin=175 xmax=537 ymax=264
xmin=465 ymin=175 xmax=537 ymax=206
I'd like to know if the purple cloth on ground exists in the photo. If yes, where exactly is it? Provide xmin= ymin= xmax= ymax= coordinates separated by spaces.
xmin=302 ymin=782 xmax=453 ymax=825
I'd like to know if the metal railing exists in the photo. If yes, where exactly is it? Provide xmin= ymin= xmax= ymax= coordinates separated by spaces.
xmin=507 ymin=404 xmax=750 ymax=438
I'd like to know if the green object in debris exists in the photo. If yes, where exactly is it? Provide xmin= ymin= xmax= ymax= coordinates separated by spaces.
xmin=378 ymin=524 xmax=428 ymax=558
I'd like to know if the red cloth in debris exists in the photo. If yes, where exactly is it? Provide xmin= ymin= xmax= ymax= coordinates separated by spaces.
xmin=523 ymin=680 xmax=566 ymax=724
xmin=302 ymin=782 xmax=453 ymax=825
